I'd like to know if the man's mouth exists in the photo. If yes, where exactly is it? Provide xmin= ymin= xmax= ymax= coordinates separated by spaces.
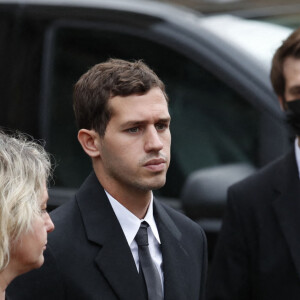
xmin=144 ymin=158 xmax=166 ymax=171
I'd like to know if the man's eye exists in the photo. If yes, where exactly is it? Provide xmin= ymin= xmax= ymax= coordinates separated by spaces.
xmin=156 ymin=123 xmax=167 ymax=131
xmin=128 ymin=127 xmax=139 ymax=133
xmin=40 ymin=208 xmax=47 ymax=214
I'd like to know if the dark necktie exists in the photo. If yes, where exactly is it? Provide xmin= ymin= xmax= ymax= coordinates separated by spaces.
xmin=135 ymin=221 xmax=163 ymax=300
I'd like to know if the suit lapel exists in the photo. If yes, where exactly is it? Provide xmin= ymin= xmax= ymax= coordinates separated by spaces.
xmin=272 ymin=150 xmax=300 ymax=280
xmin=154 ymin=200 xmax=191 ymax=300
xmin=94 ymin=235 xmax=144 ymax=300
xmin=76 ymin=173 xmax=146 ymax=300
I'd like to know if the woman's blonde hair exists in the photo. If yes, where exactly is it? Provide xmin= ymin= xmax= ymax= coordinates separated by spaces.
xmin=0 ymin=131 xmax=51 ymax=271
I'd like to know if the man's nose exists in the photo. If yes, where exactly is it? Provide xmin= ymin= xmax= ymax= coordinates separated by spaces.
xmin=144 ymin=127 xmax=164 ymax=153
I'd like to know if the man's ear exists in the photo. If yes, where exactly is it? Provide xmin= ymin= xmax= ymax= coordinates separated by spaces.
xmin=77 ymin=129 xmax=101 ymax=158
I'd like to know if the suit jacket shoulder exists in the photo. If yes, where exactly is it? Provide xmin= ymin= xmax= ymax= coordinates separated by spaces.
xmin=207 ymin=148 xmax=300 ymax=300
xmin=228 ymin=149 xmax=297 ymax=209
xmin=157 ymin=200 xmax=206 ymax=241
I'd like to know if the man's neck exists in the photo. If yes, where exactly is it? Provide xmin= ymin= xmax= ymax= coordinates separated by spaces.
xmin=95 ymin=171 xmax=152 ymax=219
xmin=107 ymin=188 xmax=151 ymax=219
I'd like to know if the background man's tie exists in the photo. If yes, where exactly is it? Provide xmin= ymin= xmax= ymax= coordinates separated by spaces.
xmin=135 ymin=221 xmax=163 ymax=300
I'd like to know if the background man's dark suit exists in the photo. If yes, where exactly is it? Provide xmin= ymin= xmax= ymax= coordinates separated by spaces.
xmin=207 ymin=148 xmax=300 ymax=300
xmin=8 ymin=172 xmax=207 ymax=300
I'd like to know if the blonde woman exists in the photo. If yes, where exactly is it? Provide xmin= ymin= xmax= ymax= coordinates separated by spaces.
xmin=0 ymin=132 xmax=54 ymax=300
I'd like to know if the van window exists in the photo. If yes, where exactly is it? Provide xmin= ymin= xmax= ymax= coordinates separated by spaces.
xmin=0 ymin=8 xmax=46 ymax=137
xmin=44 ymin=25 xmax=259 ymax=197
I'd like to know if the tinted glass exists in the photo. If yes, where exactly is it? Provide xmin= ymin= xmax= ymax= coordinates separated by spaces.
xmin=0 ymin=8 xmax=47 ymax=137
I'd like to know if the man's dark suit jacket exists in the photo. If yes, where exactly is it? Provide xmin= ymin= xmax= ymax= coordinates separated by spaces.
xmin=207 ymin=149 xmax=300 ymax=300
xmin=7 ymin=172 xmax=207 ymax=300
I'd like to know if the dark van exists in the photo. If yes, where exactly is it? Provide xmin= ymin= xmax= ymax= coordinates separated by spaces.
xmin=0 ymin=0 xmax=293 ymax=258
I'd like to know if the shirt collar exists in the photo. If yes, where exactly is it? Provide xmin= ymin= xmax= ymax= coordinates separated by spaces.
xmin=295 ymin=138 xmax=300 ymax=180
xmin=105 ymin=191 xmax=161 ymax=245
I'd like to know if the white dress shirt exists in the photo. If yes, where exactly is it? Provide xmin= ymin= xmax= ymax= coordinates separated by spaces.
xmin=295 ymin=138 xmax=300 ymax=179
xmin=105 ymin=190 xmax=164 ymax=288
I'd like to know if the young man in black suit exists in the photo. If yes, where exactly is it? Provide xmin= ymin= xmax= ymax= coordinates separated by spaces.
xmin=207 ymin=28 xmax=300 ymax=300
xmin=7 ymin=59 xmax=207 ymax=300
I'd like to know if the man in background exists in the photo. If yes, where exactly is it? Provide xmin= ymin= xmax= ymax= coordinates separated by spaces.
xmin=207 ymin=28 xmax=300 ymax=300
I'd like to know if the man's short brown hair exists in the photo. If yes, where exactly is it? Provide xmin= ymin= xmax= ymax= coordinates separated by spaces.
xmin=73 ymin=58 xmax=168 ymax=136
xmin=271 ymin=27 xmax=300 ymax=99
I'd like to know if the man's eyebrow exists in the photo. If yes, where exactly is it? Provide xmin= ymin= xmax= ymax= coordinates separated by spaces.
xmin=121 ymin=120 xmax=147 ymax=128
xmin=121 ymin=117 xmax=171 ymax=128
xmin=158 ymin=117 xmax=171 ymax=123
xmin=289 ymin=85 xmax=300 ymax=94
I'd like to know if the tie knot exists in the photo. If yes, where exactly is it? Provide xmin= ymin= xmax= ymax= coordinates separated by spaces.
xmin=135 ymin=221 xmax=149 ymax=246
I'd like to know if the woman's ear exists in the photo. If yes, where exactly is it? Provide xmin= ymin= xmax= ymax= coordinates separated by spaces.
xmin=77 ymin=129 xmax=101 ymax=158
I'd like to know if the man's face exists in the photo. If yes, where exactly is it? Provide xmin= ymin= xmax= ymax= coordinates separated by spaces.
xmin=96 ymin=87 xmax=171 ymax=194
xmin=282 ymin=56 xmax=300 ymax=103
